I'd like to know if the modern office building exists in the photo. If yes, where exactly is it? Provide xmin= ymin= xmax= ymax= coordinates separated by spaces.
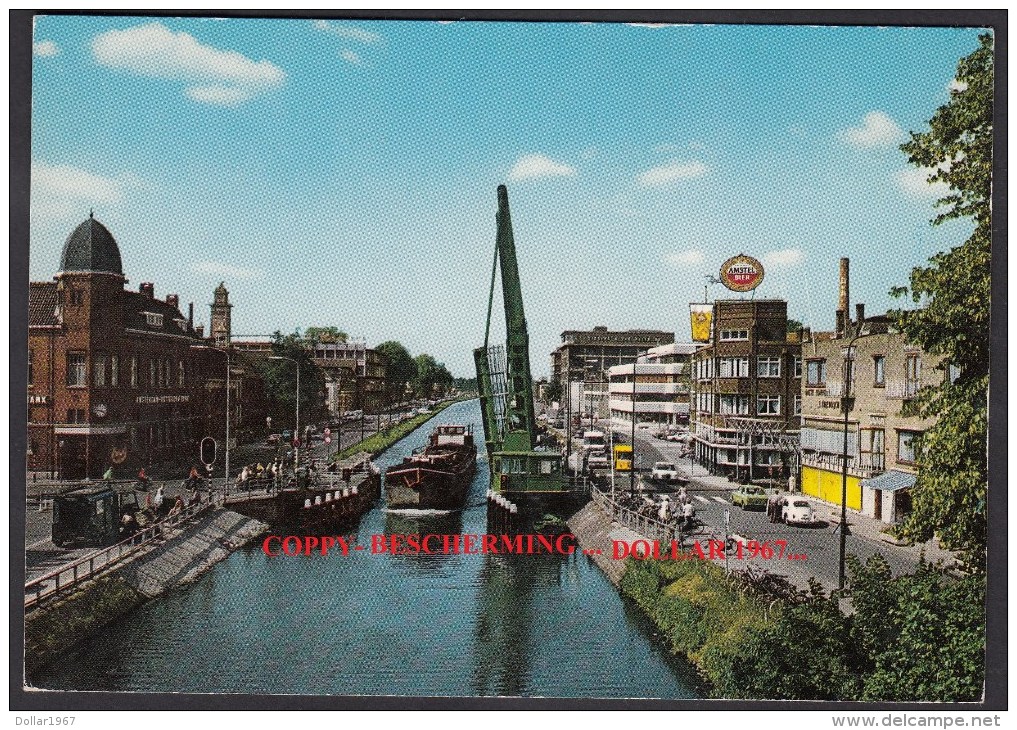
xmin=607 ymin=343 xmax=695 ymax=427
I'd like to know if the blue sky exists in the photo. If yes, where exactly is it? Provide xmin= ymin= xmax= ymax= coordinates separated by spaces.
xmin=28 ymin=16 xmax=986 ymax=377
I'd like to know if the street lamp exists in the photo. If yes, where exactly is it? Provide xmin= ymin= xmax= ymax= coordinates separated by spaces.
xmin=269 ymin=355 xmax=300 ymax=467
xmin=629 ymin=355 xmax=640 ymax=496
xmin=192 ymin=344 xmax=230 ymax=495
xmin=838 ymin=325 xmax=871 ymax=591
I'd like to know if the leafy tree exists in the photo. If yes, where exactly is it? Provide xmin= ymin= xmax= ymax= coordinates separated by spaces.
xmin=848 ymin=555 xmax=985 ymax=702
xmin=544 ymin=377 xmax=563 ymax=404
xmin=259 ymin=331 xmax=327 ymax=431
xmin=786 ymin=318 xmax=804 ymax=334
xmin=375 ymin=340 xmax=417 ymax=402
xmin=890 ymin=34 xmax=993 ymax=569
xmin=304 ymin=326 xmax=348 ymax=344
xmin=413 ymin=353 xmax=453 ymax=397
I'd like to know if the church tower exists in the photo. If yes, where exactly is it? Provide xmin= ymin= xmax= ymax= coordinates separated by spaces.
xmin=210 ymin=282 xmax=232 ymax=348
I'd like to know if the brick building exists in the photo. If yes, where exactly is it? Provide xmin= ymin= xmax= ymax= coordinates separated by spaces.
xmin=798 ymin=260 xmax=943 ymax=523
xmin=26 ymin=215 xmax=263 ymax=479
xmin=689 ymin=299 xmax=802 ymax=482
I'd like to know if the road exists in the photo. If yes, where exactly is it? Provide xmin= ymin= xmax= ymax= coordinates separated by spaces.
xmin=595 ymin=423 xmax=937 ymax=594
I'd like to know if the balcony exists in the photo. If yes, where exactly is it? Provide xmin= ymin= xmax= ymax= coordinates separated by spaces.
xmin=885 ymin=381 xmax=921 ymax=399
xmin=801 ymin=451 xmax=883 ymax=479
xmin=608 ymin=381 xmax=689 ymax=395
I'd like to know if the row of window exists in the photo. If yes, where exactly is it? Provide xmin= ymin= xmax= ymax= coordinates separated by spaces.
xmin=805 ymin=354 xmax=925 ymax=392
xmin=65 ymin=353 xmax=193 ymax=389
xmin=694 ymin=393 xmax=802 ymax=416
xmin=696 ymin=356 xmax=802 ymax=380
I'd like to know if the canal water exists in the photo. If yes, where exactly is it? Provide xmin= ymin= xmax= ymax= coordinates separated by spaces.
xmin=31 ymin=399 xmax=703 ymax=698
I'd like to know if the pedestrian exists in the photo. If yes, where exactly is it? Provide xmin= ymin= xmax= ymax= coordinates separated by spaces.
xmin=681 ymin=500 xmax=695 ymax=527
xmin=137 ymin=467 xmax=150 ymax=490
xmin=187 ymin=465 xmax=201 ymax=490
xmin=153 ymin=485 xmax=165 ymax=511
xmin=103 ymin=466 xmax=114 ymax=482
xmin=167 ymin=495 xmax=184 ymax=518
xmin=658 ymin=496 xmax=670 ymax=523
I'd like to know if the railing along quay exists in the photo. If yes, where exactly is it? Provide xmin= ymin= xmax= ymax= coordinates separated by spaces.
xmin=591 ymin=487 xmax=677 ymax=545
xmin=24 ymin=501 xmax=212 ymax=610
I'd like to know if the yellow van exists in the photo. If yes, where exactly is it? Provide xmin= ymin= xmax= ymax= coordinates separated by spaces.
xmin=613 ymin=444 xmax=633 ymax=472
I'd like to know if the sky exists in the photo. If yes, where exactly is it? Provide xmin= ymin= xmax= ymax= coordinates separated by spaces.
xmin=26 ymin=14 xmax=986 ymax=378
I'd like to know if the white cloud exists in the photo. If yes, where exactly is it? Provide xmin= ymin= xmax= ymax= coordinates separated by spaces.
xmin=896 ymin=167 xmax=950 ymax=199
xmin=340 ymin=49 xmax=362 ymax=65
xmin=948 ymin=78 xmax=968 ymax=93
xmin=839 ymin=111 xmax=904 ymax=148
xmin=191 ymin=260 xmax=264 ymax=280
xmin=507 ymin=154 xmax=576 ymax=182
xmin=312 ymin=20 xmax=382 ymax=44
xmin=33 ymin=40 xmax=59 ymax=57
xmin=31 ymin=161 xmax=137 ymax=220
xmin=666 ymin=249 xmax=705 ymax=266
xmin=637 ymin=160 xmax=708 ymax=187
xmin=91 ymin=22 xmax=285 ymax=105
xmin=762 ymin=248 xmax=805 ymax=267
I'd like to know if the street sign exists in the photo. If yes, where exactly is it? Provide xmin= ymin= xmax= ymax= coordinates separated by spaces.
xmin=293 ymin=438 xmax=301 ymax=448
xmin=200 ymin=437 xmax=217 ymax=466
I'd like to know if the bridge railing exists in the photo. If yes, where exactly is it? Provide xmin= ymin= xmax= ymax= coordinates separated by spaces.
xmin=24 ymin=500 xmax=212 ymax=611
xmin=591 ymin=487 xmax=675 ymax=544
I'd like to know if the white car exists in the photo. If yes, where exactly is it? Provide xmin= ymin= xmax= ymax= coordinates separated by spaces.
xmin=651 ymin=462 xmax=679 ymax=482
xmin=781 ymin=498 xmax=816 ymax=526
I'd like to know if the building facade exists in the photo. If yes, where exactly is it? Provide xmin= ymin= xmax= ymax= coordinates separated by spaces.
xmin=550 ymin=326 xmax=674 ymax=422
xmin=607 ymin=343 xmax=694 ymax=427
xmin=690 ymin=299 xmax=802 ymax=482
xmin=27 ymin=215 xmax=232 ymax=479
xmin=798 ymin=310 xmax=942 ymax=523
xmin=311 ymin=341 xmax=387 ymax=416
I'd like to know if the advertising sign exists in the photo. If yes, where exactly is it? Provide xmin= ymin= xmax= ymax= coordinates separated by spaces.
xmin=689 ymin=303 xmax=714 ymax=343
xmin=719 ymin=254 xmax=765 ymax=292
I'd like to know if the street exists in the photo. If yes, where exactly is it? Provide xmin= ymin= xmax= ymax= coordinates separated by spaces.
xmin=595 ymin=424 xmax=950 ymax=594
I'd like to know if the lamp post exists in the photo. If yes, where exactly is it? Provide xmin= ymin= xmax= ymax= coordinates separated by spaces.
xmin=192 ymin=344 xmax=230 ymax=496
xmin=838 ymin=326 xmax=870 ymax=591
xmin=629 ymin=357 xmax=638 ymax=496
xmin=270 ymin=355 xmax=300 ymax=467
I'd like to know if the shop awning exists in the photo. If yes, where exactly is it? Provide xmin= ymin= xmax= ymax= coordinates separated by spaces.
xmin=860 ymin=470 xmax=916 ymax=492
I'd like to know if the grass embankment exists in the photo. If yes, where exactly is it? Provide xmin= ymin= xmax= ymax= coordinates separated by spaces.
xmin=333 ymin=398 xmax=463 ymax=462
xmin=620 ymin=554 xmax=986 ymax=701
xmin=25 ymin=576 xmax=147 ymax=678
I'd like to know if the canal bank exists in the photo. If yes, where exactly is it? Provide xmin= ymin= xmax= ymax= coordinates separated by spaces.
xmin=29 ymin=399 xmax=704 ymax=698
xmin=333 ymin=398 xmax=462 ymax=462
xmin=25 ymin=508 xmax=267 ymax=678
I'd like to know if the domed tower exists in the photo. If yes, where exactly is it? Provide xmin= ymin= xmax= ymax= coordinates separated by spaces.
xmin=55 ymin=211 xmax=127 ymax=338
xmin=210 ymin=281 xmax=232 ymax=348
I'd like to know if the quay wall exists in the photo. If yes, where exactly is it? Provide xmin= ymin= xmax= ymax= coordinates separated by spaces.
xmin=25 ymin=509 xmax=267 ymax=678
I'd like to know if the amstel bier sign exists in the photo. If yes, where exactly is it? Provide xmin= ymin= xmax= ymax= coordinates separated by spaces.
xmin=719 ymin=254 xmax=765 ymax=292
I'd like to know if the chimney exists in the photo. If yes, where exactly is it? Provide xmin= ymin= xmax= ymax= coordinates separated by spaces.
xmin=802 ymin=326 xmax=811 ymax=342
xmin=140 ymin=282 xmax=154 ymax=298
xmin=188 ymin=302 xmax=194 ymax=329
xmin=855 ymin=303 xmax=865 ymax=332
xmin=195 ymin=324 xmax=204 ymax=338
xmin=838 ymin=258 xmax=849 ymax=329
xmin=166 ymin=294 xmax=179 ymax=310
xmin=835 ymin=309 xmax=845 ymax=338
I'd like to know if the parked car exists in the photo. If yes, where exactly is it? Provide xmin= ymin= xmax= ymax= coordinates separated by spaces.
xmin=651 ymin=462 xmax=679 ymax=482
xmin=782 ymin=498 xmax=817 ymax=526
xmin=731 ymin=485 xmax=769 ymax=510
xmin=586 ymin=450 xmax=609 ymax=470
xmin=266 ymin=433 xmax=282 ymax=445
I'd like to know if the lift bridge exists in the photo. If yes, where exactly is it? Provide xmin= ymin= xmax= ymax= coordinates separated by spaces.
xmin=474 ymin=186 xmax=575 ymax=498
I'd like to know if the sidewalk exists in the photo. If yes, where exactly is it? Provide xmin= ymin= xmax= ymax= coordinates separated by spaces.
xmin=673 ymin=458 xmax=959 ymax=570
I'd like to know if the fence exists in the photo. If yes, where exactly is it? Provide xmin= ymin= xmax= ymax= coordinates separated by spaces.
xmin=24 ymin=500 xmax=211 ymax=610
xmin=591 ymin=487 xmax=677 ymax=544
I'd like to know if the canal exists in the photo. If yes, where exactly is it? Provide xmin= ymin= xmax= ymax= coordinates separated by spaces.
xmin=31 ymin=399 xmax=703 ymax=698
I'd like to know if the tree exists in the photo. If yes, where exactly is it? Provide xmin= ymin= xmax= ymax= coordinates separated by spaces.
xmin=413 ymin=353 xmax=453 ymax=397
xmin=375 ymin=340 xmax=417 ymax=402
xmin=544 ymin=376 xmax=563 ymax=405
xmin=259 ymin=331 xmax=327 ymax=431
xmin=786 ymin=318 xmax=804 ymax=334
xmin=304 ymin=326 xmax=348 ymax=344
xmin=889 ymin=34 xmax=993 ymax=569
